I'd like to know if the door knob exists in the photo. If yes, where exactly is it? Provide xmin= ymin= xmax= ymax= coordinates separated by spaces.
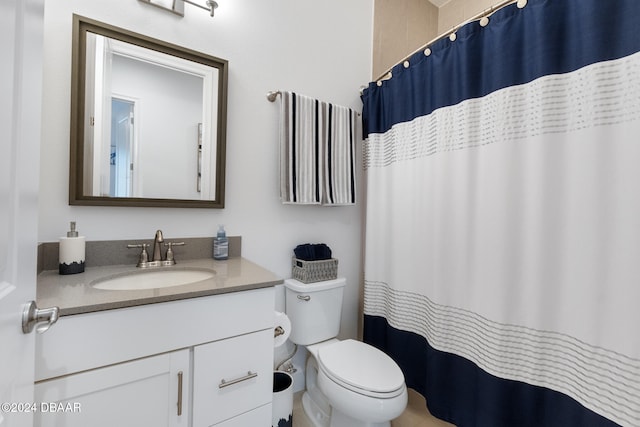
xmin=22 ymin=301 xmax=59 ymax=334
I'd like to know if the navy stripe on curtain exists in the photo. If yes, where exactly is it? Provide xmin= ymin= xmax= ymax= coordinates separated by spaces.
xmin=362 ymin=0 xmax=640 ymax=137
xmin=364 ymin=315 xmax=622 ymax=427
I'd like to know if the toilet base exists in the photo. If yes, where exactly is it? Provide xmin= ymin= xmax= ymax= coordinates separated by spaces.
xmin=301 ymin=391 xmax=391 ymax=427
xmin=302 ymin=391 xmax=330 ymax=427
xmin=330 ymin=408 xmax=390 ymax=427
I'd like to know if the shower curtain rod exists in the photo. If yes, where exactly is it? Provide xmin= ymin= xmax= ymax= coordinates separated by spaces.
xmin=372 ymin=0 xmax=525 ymax=83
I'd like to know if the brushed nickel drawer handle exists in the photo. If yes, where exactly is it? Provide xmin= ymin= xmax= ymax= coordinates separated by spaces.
xmin=177 ymin=371 xmax=183 ymax=416
xmin=297 ymin=295 xmax=310 ymax=301
xmin=218 ymin=371 xmax=258 ymax=389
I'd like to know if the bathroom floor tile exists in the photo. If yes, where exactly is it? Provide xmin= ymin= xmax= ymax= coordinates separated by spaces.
xmin=392 ymin=389 xmax=456 ymax=427
xmin=292 ymin=389 xmax=456 ymax=427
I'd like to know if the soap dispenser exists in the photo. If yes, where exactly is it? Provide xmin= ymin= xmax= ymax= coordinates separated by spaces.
xmin=59 ymin=221 xmax=85 ymax=275
xmin=213 ymin=225 xmax=228 ymax=260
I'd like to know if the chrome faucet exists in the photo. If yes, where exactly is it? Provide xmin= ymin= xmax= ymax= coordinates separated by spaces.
xmin=152 ymin=230 xmax=164 ymax=262
xmin=127 ymin=230 xmax=185 ymax=268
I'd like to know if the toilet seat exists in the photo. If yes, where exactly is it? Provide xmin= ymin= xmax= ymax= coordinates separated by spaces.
xmin=317 ymin=339 xmax=405 ymax=399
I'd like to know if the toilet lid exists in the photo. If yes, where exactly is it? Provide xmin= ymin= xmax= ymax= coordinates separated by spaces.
xmin=317 ymin=339 xmax=405 ymax=395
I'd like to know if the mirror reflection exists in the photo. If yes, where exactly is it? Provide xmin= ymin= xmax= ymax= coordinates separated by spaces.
xmin=70 ymin=15 xmax=228 ymax=208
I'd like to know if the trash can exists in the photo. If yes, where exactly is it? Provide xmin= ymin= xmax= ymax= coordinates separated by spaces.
xmin=272 ymin=371 xmax=293 ymax=427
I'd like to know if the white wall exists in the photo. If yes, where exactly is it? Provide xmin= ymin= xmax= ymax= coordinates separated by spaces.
xmin=39 ymin=0 xmax=373 ymax=340
xmin=437 ymin=0 xmax=497 ymax=34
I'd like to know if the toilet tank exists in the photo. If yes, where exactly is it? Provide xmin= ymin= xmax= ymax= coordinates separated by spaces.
xmin=284 ymin=278 xmax=346 ymax=345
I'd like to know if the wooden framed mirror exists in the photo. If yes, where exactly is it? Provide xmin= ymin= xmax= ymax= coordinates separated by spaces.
xmin=69 ymin=15 xmax=228 ymax=208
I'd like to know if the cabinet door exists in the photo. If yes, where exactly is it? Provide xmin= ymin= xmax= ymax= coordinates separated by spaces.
xmin=34 ymin=349 xmax=190 ymax=427
xmin=193 ymin=329 xmax=273 ymax=427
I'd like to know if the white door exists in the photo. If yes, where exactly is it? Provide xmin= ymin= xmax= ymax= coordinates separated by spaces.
xmin=110 ymin=98 xmax=136 ymax=197
xmin=0 ymin=0 xmax=45 ymax=426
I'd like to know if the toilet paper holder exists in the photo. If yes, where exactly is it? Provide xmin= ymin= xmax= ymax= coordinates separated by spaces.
xmin=273 ymin=311 xmax=291 ymax=349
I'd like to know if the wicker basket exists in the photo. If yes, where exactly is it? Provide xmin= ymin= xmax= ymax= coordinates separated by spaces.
xmin=291 ymin=257 xmax=338 ymax=283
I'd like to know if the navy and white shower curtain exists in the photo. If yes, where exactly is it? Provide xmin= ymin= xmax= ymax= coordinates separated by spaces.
xmin=361 ymin=0 xmax=640 ymax=426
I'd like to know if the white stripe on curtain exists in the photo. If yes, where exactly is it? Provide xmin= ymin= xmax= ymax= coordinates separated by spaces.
xmin=364 ymin=51 xmax=640 ymax=169
xmin=279 ymin=91 xmax=357 ymax=205
xmin=364 ymin=52 xmax=640 ymax=427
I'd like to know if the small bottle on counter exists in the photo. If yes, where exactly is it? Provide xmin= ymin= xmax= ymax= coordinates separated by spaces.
xmin=213 ymin=224 xmax=228 ymax=260
xmin=59 ymin=221 xmax=85 ymax=275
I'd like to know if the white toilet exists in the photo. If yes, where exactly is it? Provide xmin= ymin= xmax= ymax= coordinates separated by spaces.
xmin=284 ymin=278 xmax=408 ymax=427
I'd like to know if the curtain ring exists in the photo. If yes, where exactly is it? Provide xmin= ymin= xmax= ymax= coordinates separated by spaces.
xmin=517 ymin=0 xmax=527 ymax=8
xmin=449 ymin=32 xmax=457 ymax=42
xmin=424 ymin=47 xmax=432 ymax=57
xmin=403 ymin=60 xmax=410 ymax=68
xmin=480 ymin=16 xmax=489 ymax=27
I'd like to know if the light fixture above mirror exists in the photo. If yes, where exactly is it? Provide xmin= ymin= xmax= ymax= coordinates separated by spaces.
xmin=139 ymin=0 xmax=219 ymax=17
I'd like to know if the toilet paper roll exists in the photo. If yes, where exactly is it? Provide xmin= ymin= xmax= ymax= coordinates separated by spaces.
xmin=274 ymin=311 xmax=291 ymax=348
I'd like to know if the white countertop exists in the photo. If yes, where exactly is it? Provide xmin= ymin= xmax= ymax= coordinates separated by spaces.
xmin=37 ymin=257 xmax=282 ymax=316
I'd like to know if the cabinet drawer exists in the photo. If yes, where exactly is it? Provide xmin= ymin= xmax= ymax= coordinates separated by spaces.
xmin=214 ymin=404 xmax=271 ymax=426
xmin=193 ymin=329 xmax=273 ymax=427
xmin=35 ymin=287 xmax=275 ymax=382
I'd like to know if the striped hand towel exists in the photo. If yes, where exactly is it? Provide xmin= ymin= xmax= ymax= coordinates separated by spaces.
xmin=279 ymin=91 xmax=357 ymax=205
xmin=323 ymin=103 xmax=357 ymax=205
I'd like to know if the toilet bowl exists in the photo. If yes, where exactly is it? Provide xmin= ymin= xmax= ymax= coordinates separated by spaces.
xmin=284 ymin=278 xmax=408 ymax=427
xmin=310 ymin=339 xmax=407 ymax=427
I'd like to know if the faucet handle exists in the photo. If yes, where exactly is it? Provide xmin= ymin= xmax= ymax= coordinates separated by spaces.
xmin=127 ymin=243 xmax=150 ymax=266
xmin=164 ymin=242 xmax=185 ymax=263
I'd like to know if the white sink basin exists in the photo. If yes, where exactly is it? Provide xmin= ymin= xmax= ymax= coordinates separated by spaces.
xmin=92 ymin=268 xmax=215 ymax=291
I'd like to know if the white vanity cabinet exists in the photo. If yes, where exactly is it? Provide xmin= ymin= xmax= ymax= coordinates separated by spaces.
xmin=34 ymin=286 xmax=275 ymax=427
